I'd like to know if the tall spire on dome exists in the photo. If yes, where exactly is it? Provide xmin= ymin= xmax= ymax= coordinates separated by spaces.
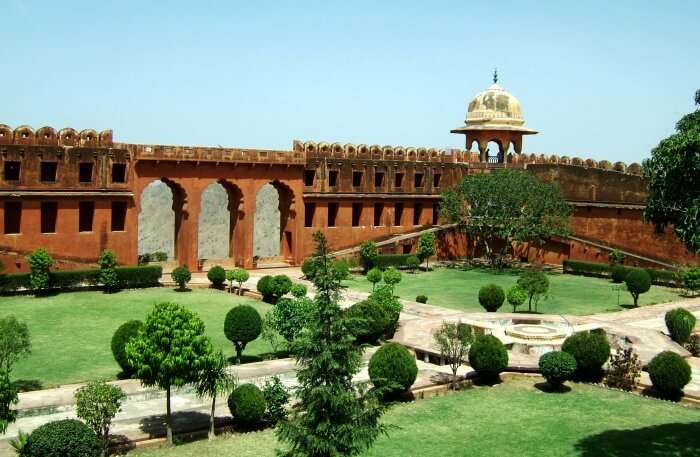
xmin=493 ymin=68 xmax=498 ymax=84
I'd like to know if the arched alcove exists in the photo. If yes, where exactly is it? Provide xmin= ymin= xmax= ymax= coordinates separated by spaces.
xmin=138 ymin=180 xmax=181 ymax=260
xmin=253 ymin=181 xmax=295 ymax=260
xmin=198 ymin=182 xmax=230 ymax=261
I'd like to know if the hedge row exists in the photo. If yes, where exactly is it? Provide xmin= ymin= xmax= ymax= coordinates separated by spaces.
xmin=0 ymin=265 xmax=162 ymax=293
xmin=563 ymin=260 xmax=680 ymax=287
xmin=372 ymin=254 xmax=414 ymax=270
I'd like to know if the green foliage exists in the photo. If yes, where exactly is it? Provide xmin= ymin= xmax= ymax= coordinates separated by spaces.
xmin=368 ymin=343 xmax=418 ymax=395
xmin=27 ymin=248 xmax=53 ymax=292
xmin=0 ymin=316 xmax=31 ymax=374
xmin=625 ymin=269 xmax=652 ymax=306
xmin=417 ymin=232 xmax=436 ymax=268
xmin=276 ymin=232 xmax=387 ymax=457
xmin=415 ymin=294 xmax=428 ymax=304
xmin=97 ymin=249 xmax=119 ymax=292
xmin=406 ymin=255 xmax=420 ymax=272
xmin=111 ymin=320 xmax=144 ymax=376
xmin=346 ymin=299 xmax=391 ymax=345
xmin=366 ymin=267 xmax=383 ymax=291
xmin=226 ymin=268 xmax=250 ymax=295
xmin=441 ymin=169 xmax=572 ymax=268
xmin=561 ymin=331 xmax=611 ymax=379
xmin=359 ymin=240 xmax=378 ymax=272
xmin=468 ymin=335 xmax=508 ymax=380
xmin=563 ymin=259 xmax=612 ymax=278
xmin=8 ymin=429 xmax=29 ymax=455
xmin=171 ymin=265 xmax=192 ymax=290
xmin=608 ymin=249 xmax=625 ymax=265
xmin=115 ymin=266 xmax=162 ymax=288
xmin=207 ymin=265 xmax=227 ymax=288
xmin=643 ymin=92 xmax=700 ymax=254
xmin=433 ymin=322 xmax=474 ymax=389
xmin=0 ymin=372 xmax=18 ymax=435
xmin=604 ymin=347 xmax=641 ymax=391
xmin=368 ymin=285 xmax=402 ymax=339
xmin=0 ymin=273 xmax=31 ymax=293
xmin=270 ymin=297 xmax=315 ymax=342
xmin=478 ymin=284 xmax=505 ymax=312
xmin=333 ymin=259 xmax=350 ymax=280
xmin=257 ymin=275 xmax=292 ymax=304
xmin=664 ymin=308 xmax=697 ymax=345
xmin=153 ymin=251 xmax=168 ymax=262
xmin=228 ymin=383 xmax=266 ymax=427
xmin=301 ymin=258 xmax=318 ymax=280
xmin=24 ymin=419 xmax=100 ymax=457
xmin=262 ymin=376 xmax=290 ymax=425
xmin=647 ymin=351 xmax=692 ymax=398
xmin=538 ymin=351 xmax=577 ymax=388
xmin=684 ymin=334 xmax=700 ymax=356
xmin=610 ymin=264 xmax=628 ymax=283
xmin=682 ymin=266 xmax=700 ymax=296
xmin=506 ymin=285 xmax=527 ymax=312
xmin=75 ymin=380 xmax=126 ymax=453
xmin=290 ymin=283 xmax=307 ymax=298
xmin=50 ymin=269 xmax=99 ymax=289
xmin=195 ymin=351 xmax=235 ymax=440
xmin=383 ymin=267 xmax=402 ymax=292
xmin=517 ymin=270 xmax=549 ymax=312
xmin=373 ymin=254 xmax=415 ymax=270
xmin=563 ymin=260 xmax=681 ymax=287
xmin=224 ymin=305 xmax=262 ymax=364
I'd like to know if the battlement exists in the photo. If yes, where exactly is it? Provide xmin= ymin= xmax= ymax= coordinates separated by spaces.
xmin=511 ymin=153 xmax=643 ymax=176
xmin=294 ymin=140 xmax=473 ymax=163
xmin=121 ymin=143 xmax=305 ymax=165
xmin=0 ymin=124 xmax=113 ymax=148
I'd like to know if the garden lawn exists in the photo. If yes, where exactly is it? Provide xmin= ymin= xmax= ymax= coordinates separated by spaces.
xmin=344 ymin=267 xmax=682 ymax=315
xmin=131 ymin=378 xmax=700 ymax=457
xmin=0 ymin=288 xmax=274 ymax=388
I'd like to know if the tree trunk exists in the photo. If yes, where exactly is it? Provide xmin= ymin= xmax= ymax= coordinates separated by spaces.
xmin=209 ymin=398 xmax=216 ymax=440
xmin=236 ymin=344 xmax=242 ymax=365
xmin=166 ymin=384 xmax=173 ymax=445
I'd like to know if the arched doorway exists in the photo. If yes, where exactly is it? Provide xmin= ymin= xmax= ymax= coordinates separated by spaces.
xmin=198 ymin=180 xmax=243 ymax=262
xmin=253 ymin=181 xmax=294 ymax=261
xmin=138 ymin=179 xmax=185 ymax=260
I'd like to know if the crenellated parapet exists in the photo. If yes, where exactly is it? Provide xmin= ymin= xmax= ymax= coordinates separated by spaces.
xmin=0 ymin=124 xmax=113 ymax=148
xmin=294 ymin=140 xmax=475 ymax=163
xmin=124 ymin=143 xmax=305 ymax=165
xmin=505 ymin=152 xmax=643 ymax=176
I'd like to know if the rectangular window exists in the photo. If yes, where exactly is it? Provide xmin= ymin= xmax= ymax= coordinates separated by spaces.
xmin=304 ymin=170 xmax=316 ymax=187
xmin=4 ymin=201 xmax=21 ymax=234
xmin=414 ymin=173 xmax=424 ymax=188
xmin=352 ymin=203 xmax=362 ymax=227
xmin=394 ymin=172 xmax=404 ymax=188
xmin=327 ymin=202 xmax=339 ymax=227
xmin=111 ymin=201 xmax=127 ymax=231
xmin=304 ymin=202 xmax=315 ymax=227
xmin=352 ymin=171 xmax=363 ymax=187
xmin=374 ymin=171 xmax=385 ymax=188
xmin=394 ymin=202 xmax=404 ymax=226
xmin=3 ymin=161 xmax=20 ymax=181
xmin=413 ymin=203 xmax=423 ymax=226
xmin=433 ymin=173 xmax=442 ymax=188
xmin=40 ymin=201 xmax=58 ymax=233
xmin=40 ymin=162 xmax=58 ymax=182
xmin=79 ymin=162 xmax=93 ymax=183
xmin=432 ymin=202 xmax=440 ymax=225
xmin=373 ymin=203 xmax=384 ymax=226
xmin=79 ymin=201 xmax=95 ymax=232
xmin=328 ymin=170 xmax=339 ymax=187
xmin=111 ymin=163 xmax=127 ymax=183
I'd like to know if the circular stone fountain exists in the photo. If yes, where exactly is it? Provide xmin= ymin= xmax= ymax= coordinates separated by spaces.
xmin=505 ymin=323 xmax=568 ymax=341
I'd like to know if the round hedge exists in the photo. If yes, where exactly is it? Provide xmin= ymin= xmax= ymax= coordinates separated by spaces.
xmin=228 ymin=383 xmax=266 ymax=427
xmin=207 ymin=265 xmax=226 ymax=288
xmin=406 ymin=255 xmax=420 ymax=271
xmin=415 ymin=294 xmax=428 ymax=304
xmin=224 ymin=305 xmax=262 ymax=347
xmin=367 ymin=267 xmax=383 ymax=286
xmin=539 ymin=351 xmax=577 ymax=387
xmin=506 ymin=285 xmax=527 ymax=311
xmin=25 ymin=419 xmax=100 ymax=457
xmin=478 ymin=284 xmax=505 ymax=312
xmin=111 ymin=320 xmax=144 ymax=376
xmin=301 ymin=258 xmax=317 ymax=280
xmin=625 ymin=269 xmax=651 ymax=304
xmin=368 ymin=343 xmax=418 ymax=394
xmin=256 ymin=275 xmax=274 ymax=301
xmin=665 ymin=308 xmax=697 ymax=345
xmin=610 ymin=264 xmax=628 ymax=283
xmin=561 ymin=331 xmax=610 ymax=379
xmin=290 ymin=283 xmax=308 ymax=298
xmin=271 ymin=275 xmax=293 ymax=298
xmin=468 ymin=335 xmax=508 ymax=379
xmin=647 ymin=351 xmax=692 ymax=396
xmin=332 ymin=259 xmax=350 ymax=279
xmin=346 ymin=299 xmax=390 ymax=344
xmin=171 ymin=266 xmax=191 ymax=289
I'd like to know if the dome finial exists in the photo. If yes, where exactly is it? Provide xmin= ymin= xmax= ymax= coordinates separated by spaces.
xmin=493 ymin=68 xmax=498 ymax=84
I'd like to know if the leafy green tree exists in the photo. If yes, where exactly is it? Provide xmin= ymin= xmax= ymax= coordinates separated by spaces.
xmin=27 ymin=248 xmax=53 ymax=292
xmin=126 ymin=302 xmax=213 ymax=444
xmin=626 ymin=269 xmax=651 ymax=306
xmin=359 ymin=240 xmax=378 ymax=272
xmin=226 ymin=268 xmax=249 ymax=295
xmin=433 ymin=322 xmax=474 ymax=389
xmin=0 ymin=316 xmax=30 ymax=435
xmin=506 ymin=285 xmax=527 ymax=312
xmin=224 ymin=305 xmax=262 ymax=364
xmin=0 ymin=373 xmax=17 ymax=435
xmin=271 ymin=296 xmax=315 ymax=343
xmin=195 ymin=351 xmax=236 ymax=440
xmin=417 ymin=232 xmax=436 ymax=268
xmin=74 ymin=380 xmax=126 ymax=456
xmin=366 ymin=267 xmax=383 ymax=291
xmin=98 ymin=249 xmax=119 ymax=293
xmin=644 ymin=91 xmax=700 ymax=254
xmin=382 ymin=267 xmax=402 ymax=293
xmin=440 ymin=169 xmax=571 ymax=268
xmin=276 ymin=232 xmax=387 ymax=457
xmin=517 ymin=270 xmax=550 ymax=312
xmin=262 ymin=375 xmax=290 ymax=426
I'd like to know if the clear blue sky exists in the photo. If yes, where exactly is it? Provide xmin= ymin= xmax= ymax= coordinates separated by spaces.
xmin=2 ymin=0 xmax=698 ymax=163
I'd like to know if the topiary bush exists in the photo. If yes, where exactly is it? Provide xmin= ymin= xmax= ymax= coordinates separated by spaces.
xmin=561 ymin=331 xmax=611 ymax=380
xmin=369 ymin=285 xmax=402 ymax=339
xmin=368 ymin=343 xmax=418 ymax=396
xmin=207 ymin=265 xmax=226 ymax=289
xmin=98 ymin=249 xmax=119 ymax=292
xmin=227 ymin=268 xmax=250 ymax=295
xmin=171 ymin=265 xmax=191 ymax=291
xmin=382 ymin=267 xmax=402 ymax=292
xmin=366 ymin=267 xmax=383 ymax=291
xmin=682 ymin=266 xmax=700 ymax=296
xmin=256 ymin=275 xmax=274 ymax=301
xmin=24 ymin=419 xmax=100 ymax=457
xmin=262 ymin=376 xmax=289 ymax=425
xmin=665 ymin=308 xmax=697 ymax=345
xmin=224 ymin=305 xmax=262 ymax=364
xmin=405 ymin=255 xmax=420 ymax=273
xmin=415 ymin=294 xmax=428 ymax=304
xmin=227 ymin=383 xmax=266 ymax=428
xmin=478 ymin=284 xmax=505 ymax=312
xmin=290 ymin=283 xmax=307 ymax=298
xmin=506 ymin=285 xmax=527 ymax=312
xmin=359 ymin=240 xmax=378 ymax=272
xmin=538 ymin=351 xmax=577 ymax=388
xmin=468 ymin=335 xmax=508 ymax=381
xmin=270 ymin=296 xmax=315 ymax=342
xmin=258 ymin=275 xmax=292 ymax=304
xmin=625 ymin=268 xmax=651 ymax=306
xmin=332 ymin=259 xmax=350 ymax=280
xmin=27 ymin=248 xmax=54 ymax=293
xmin=301 ymin=258 xmax=318 ymax=280
xmin=111 ymin=320 xmax=144 ymax=377
xmin=345 ymin=299 xmax=390 ymax=345
xmin=647 ymin=351 xmax=692 ymax=398
xmin=610 ymin=264 xmax=628 ymax=283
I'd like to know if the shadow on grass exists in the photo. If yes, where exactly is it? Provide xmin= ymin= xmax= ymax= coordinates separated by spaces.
xmin=641 ymin=386 xmax=685 ymax=403
xmin=175 ymin=288 xmax=193 ymax=293
xmin=574 ymin=422 xmax=700 ymax=457
xmin=14 ymin=379 xmax=43 ymax=392
xmin=140 ymin=411 xmax=211 ymax=438
xmin=534 ymin=381 xmax=572 ymax=394
xmin=226 ymin=354 xmax=264 ymax=365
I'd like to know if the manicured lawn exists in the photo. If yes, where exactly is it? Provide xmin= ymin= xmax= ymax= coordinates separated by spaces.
xmin=131 ymin=378 xmax=699 ymax=457
xmin=344 ymin=267 xmax=682 ymax=315
xmin=0 ymin=288 xmax=274 ymax=388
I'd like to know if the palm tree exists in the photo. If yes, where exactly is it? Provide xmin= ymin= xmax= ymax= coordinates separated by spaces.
xmin=195 ymin=351 xmax=236 ymax=440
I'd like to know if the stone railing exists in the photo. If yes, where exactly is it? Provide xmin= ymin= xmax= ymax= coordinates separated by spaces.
xmin=0 ymin=124 xmax=113 ymax=148
xmin=124 ymin=143 xmax=306 ymax=165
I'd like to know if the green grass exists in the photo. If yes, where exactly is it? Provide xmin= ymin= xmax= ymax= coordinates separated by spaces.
xmin=344 ymin=267 xmax=682 ymax=315
xmin=0 ymin=288 xmax=274 ymax=388
xmin=131 ymin=378 xmax=699 ymax=457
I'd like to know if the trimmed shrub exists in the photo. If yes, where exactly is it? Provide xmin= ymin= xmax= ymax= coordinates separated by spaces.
xmin=478 ymin=284 xmax=505 ymax=312
xmin=0 ymin=266 xmax=161 ymax=294
xmin=227 ymin=268 xmax=250 ymax=295
xmin=270 ymin=296 xmax=315 ymax=342
xmin=207 ymin=265 xmax=226 ymax=288
xmin=346 ymin=299 xmax=390 ymax=344
xmin=561 ymin=331 xmax=610 ymax=379
xmin=366 ymin=267 xmax=383 ymax=291
xmin=24 ymin=419 xmax=100 ymax=457
xmin=626 ymin=269 xmax=651 ymax=306
xmin=98 ymin=249 xmax=119 ymax=292
xmin=538 ymin=351 xmax=577 ymax=388
xmin=468 ymin=335 xmax=508 ymax=380
xmin=562 ymin=259 xmax=610 ymax=278
xmin=290 ymin=283 xmax=307 ymax=298
xmin=506 ymin=285 xmax=527 ymax=312
xmin=227 ymin=384 xmax=266 ymax=427
xmin=258 ymin=275 xmax=292 ymax=304
xmin=171 ymin=265 xmax=192 ymax=290
xmin=301 ymin=258 xmax=318 ymax=280
xmin=262 ymin=376 xmax=290 ymax=425
xmin=374 ymin=254 xmax=414 ymax=270
xmin=332 ymin=259 xmax=350 ymax=280
xmin=405 ymin=255 xmax=420 ymax=272
xmin=111 ymin=320 xmax=144 ymax=376
xmin=51 ymin=269 xmax=99 ymax=289
xmin=685 ymin=334 xmax=700 ymax=356
xmin=415 ymin=294 xmax=428 ymax=304
xmin=257 ymin=275 xmax=274 ymax=302
xmin=665 ymin=308 xmax=697 ymax=345
xmin=0 ymin=273 xmax=31 ymax=293
xmin=153 ymin=251 xmax=168 ymax=262
xmin=138 ymin=253 xmax=152 ymax=265
xmin=370 ymin=285 xmax=402 ymax=338
xmin=27 ymin=248 xmax=53 ymax=292
xmin=224 ymin=305 xmax=262 ymax=364
xmin=610 ymin=264 xmax=628 ymax=283
xmin=647 ymin=351 xmax=692 ymax=397
xmin=605 ymin=347 xmax=641 ymax=391
xmin=383 ymin=267 xmax=402 ymax=291
xmin=682 ymin=266 xmax=700 ymax=295
xmin=359 ymin=240 xmax=378 ymax=272
xmin=368 ymin=343 xmax=418 ymax=395
xmin=115 ymin=266 xmax=162 ymax=288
